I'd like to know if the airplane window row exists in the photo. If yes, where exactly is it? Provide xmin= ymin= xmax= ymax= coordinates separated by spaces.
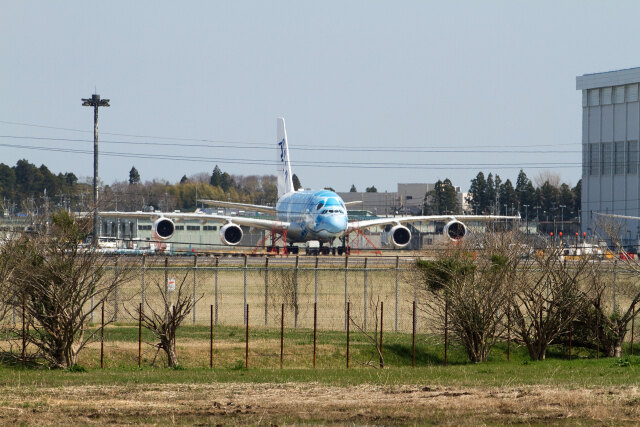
xmin=321 ymin=209 xmax=344 ymax=214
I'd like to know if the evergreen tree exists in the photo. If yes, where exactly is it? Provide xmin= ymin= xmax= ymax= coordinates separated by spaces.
xmin=350 ymin=184 xmax=357 ymax=192
xmin=220 ymin=172 xmax=234 ymax=192
xmin=425 ymin=179 xmax=459 ymax=214
xmin=365 ymin=186 xmax=378 ymax=193
xmin=292 ymin=174 xmax=302 ymax=191
xmin=468 ymin=172 xmax=488 ymax=214
xmin=539 ymin=181 xmax=560 ymax=217
xmin=179 ymin=175 xmax=188 ymax=184
xmin=515 ymin=170 xmax=536 ymax=219
xmin=498 ymin=179 xmax=517 ymax=215
xmin=0 ymin=163 xmax=15 ymax=200
xmin=572 ymin=179 xmax=582 ymax=217
xmin=559 ymin=183 xmax=574 ymax=219
xmin=486 ymin=174 xmax=496 ymax=214
xmin=129 ymin=166 xmax=141 ymax=185
xmin=210 ymin=165 xmax=222 ymax=187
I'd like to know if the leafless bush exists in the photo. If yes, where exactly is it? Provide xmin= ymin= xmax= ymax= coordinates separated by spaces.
xmin=416 ymin=233 xmax=521 ymax=363
xmin=131 ymin=272 xmax=202 ymax=367
xmin=349 ymin=296 xmax=384 ymax=368
xmin=6 ymin=211 xmax=136 ymax=368
xmin=589 ymin=216 xmax=640 ymax=357
xmin=510 ymin=243 xmax=596 ymax=360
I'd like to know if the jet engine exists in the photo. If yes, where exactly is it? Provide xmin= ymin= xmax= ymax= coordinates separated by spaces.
xmin=443 ymin=220 xmax=467 ymax=241
xmin=389 ymin=224 xmax=411 ymax=248
xmin=153 ymin=217 xmax=175 ymax=240
xmin=220 ymin=223 xmax=243 ymax=246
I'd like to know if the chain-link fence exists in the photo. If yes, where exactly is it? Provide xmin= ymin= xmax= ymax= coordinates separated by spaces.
xmin=97 ymin=255 xmax=419 ymax=333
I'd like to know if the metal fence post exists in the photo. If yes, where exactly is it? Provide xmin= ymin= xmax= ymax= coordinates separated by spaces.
xmin=113 ymin=256 xmax=119 ymax=321
xmin=243 ymin=254 xmax=248 ymax=325
xmin=363 ymin=257 xmax=368 ymax=332
xmin=294 ymin=255 xmax=299 ymax=328
xmin=379 ymin=301 xmax=384 ymax=369
xmin=192 ymin=254 xmax=197 ymax=324
xmin=164 ymin=256 xmax=169 ymax=295
xmin=141 ymin=254 xmax=146 ymax=311
xmin=214 ymin=256 xmax=219 ymax=325
xmin=90 ymin=272 xmax=95 ymax=323
xmin=632 ymin=303 xmax=636 ymax=356
xmin=264 ymin=257 xmax=269 ymax=326
xmin=395 ymin=256 xmax=399 ymax=332
xmin=613 ymin=259 xmax=618 ymax=313
xmin=245 ymin=304 xmax=249 ymax=368
xmin=314 ymin=256 xmax=319 ymax=305
xmin=344 ymin=255 xmax=349 ymax=330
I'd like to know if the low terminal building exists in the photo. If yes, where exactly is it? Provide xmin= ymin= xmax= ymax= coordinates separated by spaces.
xmin=338 ymin=183 xmax=470 ymax=216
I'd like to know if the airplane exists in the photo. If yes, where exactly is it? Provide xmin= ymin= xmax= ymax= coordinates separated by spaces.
xmin=99 ymin=118 xmax=520 ymax=254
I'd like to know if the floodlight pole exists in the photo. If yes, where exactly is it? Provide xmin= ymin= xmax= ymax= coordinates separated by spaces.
xmin=82 ymin=94 xmax=110 ymax=247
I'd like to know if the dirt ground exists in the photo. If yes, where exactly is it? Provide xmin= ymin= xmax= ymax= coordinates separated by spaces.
xmin=1 ymin=382 xmax=639 ymax=425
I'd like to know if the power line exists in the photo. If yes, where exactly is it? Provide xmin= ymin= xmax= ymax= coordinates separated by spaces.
xmin=0 ymin=134 xmax=581 ymax=154
xmin=0 ymin=119 xmax=581 ymax=150
xmin=0 ymin=141 xmax=580 ymax=169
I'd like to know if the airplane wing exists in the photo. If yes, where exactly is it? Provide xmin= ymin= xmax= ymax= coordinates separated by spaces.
xmin=594 ymin=212 xmax=640 ymax=220
xmin=197 ymin=199 xmax=276 ymax=214
xmin=98 ymin=211 xmax=290 ymax=230
xmin=347 ymin=214 xmax=520 ymax=231
xmin=344 ymin=201 xmax=362 ymax=206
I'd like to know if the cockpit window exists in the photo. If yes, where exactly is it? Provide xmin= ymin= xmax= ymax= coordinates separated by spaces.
xmin=316 ymin=201 xmax=324 ymax=210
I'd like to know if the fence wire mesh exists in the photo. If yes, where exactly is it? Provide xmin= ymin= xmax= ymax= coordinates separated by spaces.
xmin=96 ymin=255 xmax=418 ymax=333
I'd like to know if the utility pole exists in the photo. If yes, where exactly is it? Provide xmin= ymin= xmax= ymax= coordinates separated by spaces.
xmin=82 ymin=94 xmax=110 ymax=247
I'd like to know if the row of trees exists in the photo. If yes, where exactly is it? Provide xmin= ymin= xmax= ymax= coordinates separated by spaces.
xmin=0 ymin=160 xmax=81 ymax=209
xmin=467 ymin=170 xmax=581 ymax=220
xmin=0 ymin=159 xmax=580 ymax=221
xmin=103 ymin=165 xmax=278 ymax=212
xmin=416 ymin=227 xmax=638 ymax=363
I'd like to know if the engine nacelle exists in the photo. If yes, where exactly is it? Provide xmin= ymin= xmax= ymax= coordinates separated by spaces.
xmin=389 ymin=224 xmax=411 ymax=248
xmin=153 ymin=217 xmax=175 ymax=240
xmin=220 ymin=223 xmax=243 ymax=246
xmin=443 ymin=220 xmax=467 ymax=241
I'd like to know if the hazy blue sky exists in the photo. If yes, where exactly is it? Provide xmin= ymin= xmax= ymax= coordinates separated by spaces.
xmin=1 ymin=1 xmax=638 ymax=192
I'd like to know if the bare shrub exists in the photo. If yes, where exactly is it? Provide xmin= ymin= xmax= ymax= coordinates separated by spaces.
xmin=416 ymin=233 xmax=521 ymax=363
xmin=348 ymin=296 xmax=384 ymax=368
xmin=6 ymin=211 xmax=136 ymax=368
xmin=587 ymin=216 xmax=640 ymax=357
xmin=510 ymin=242 xmax=596 ymax=360
xmin=133 ymin=272 xmax=202 ymax=368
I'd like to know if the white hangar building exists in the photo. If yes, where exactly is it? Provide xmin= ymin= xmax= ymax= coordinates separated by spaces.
xmin=577 ymin=67 xmax=640 ymax=245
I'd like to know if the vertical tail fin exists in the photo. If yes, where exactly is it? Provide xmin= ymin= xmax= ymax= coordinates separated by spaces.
xmin=277 ymin=117 xmax=294 ymax=197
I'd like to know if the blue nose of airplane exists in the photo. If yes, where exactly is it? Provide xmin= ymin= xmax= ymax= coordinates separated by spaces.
xmin=324 ymin=215 xmax=348 ymax=234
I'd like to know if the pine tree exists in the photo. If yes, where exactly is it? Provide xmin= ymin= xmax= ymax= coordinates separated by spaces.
xmin=210 ymin=165 xmax=222 ymax=187
xmin=499 ymin=179 xmax=517 ymax=215
xmin=220 ymin=172 xmax=234 ymax=192
xmin=292 ymin=174 xmax=302 ymax=191
xmin=468 ymin=172 xmax=488 ymax=214
xmin=128 ymin=166 xmax=141 ymax=185
xmin=350 ymin=184 xmax=357 ymax=192
xmin=425 ymin=179 xmax=459 ymax=214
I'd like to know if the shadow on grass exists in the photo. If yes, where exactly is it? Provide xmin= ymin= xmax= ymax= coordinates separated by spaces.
xmin=0 ymin=351 xmax=42 ymax=369
xmin=384 ymin=343 xmax=469 ymax=366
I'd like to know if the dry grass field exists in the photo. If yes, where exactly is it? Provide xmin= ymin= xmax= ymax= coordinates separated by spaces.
xmin=2 ymin=382 xmax=640 ymax=425
xmin=3 ymin=256 xmax=640 ymax=425
xmin=2 ymin=324 xmax=640 ymax=425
